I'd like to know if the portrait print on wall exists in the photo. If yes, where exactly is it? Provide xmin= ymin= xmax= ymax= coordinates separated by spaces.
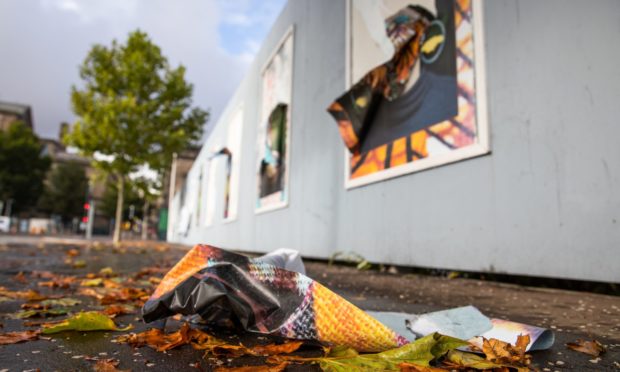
xmin=256 ymin=27 xmax=294 ymax=212
xmin=329 ymin=0 xmax=488 ymax=188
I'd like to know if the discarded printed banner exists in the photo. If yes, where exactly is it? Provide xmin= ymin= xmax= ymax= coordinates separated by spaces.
xmin=143 ymin=245 xmax=554 ymax=353
xmin=142 ymin=245 xmax=408 ymax=352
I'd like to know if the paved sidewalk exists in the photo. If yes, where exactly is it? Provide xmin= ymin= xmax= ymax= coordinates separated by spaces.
xmin=0 ymin=237 xmax=618 ymax=370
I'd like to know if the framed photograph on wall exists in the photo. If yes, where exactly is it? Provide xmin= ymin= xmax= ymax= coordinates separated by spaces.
xmin=255 ymin=26 xmax=294 ymax=212
xmin=331 ymin=0 xmax=489 ymax=189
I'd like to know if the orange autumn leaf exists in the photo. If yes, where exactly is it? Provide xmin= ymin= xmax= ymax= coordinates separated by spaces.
xmin=116 ymin=323 xmax=202 ymax=352
xmin=66 ymin=248 xmax=80 ymax=257
xmin=100 ymin=287 xmax=149 ymax=305
xmin=116 ymin=323 xmax=303 ymax=360
xmin=102 ymin=304 xmax=135 ymax=317
xmin=93 ymin=358 xmax=129 ymax=372
xmin=0 ymin=287 xmax=47 ymax=301
xmin=481 ymin=335 xmax=531 ymax=366
xmin=398 ymin=362 xmax=447 ymax=372
xmin=248 ymin=341 xmax=304 ymax=356
xmin=566 ymin=339 xmax=606 ymax=357
xmin=0 ymin=330 xmax=40 ymax=345
xmin=13 ymin=271 xmax=27 ymax=284
xmin=214 ymin=362 xmax=288 ymax=372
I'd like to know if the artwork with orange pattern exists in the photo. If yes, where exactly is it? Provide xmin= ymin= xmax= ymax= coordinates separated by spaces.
xmin=328 ymin=0 xmax=485 ymax=186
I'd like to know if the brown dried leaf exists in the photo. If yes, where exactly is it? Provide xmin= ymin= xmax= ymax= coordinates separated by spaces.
xmin=248 ymin=341 xmax=304 ymax=356
xmin=116 ymin=325 xmax=193 ymax=352
xmin=102 ymin=304 xmax=135 ymax=317
xmin=214 ymin=362 xmax=288 ymax=372
xmin=93 ymin=358 xmax=129 ymax=372
xmin=100 ymin=287 xmax=148 ymax=305
xmin=0 ymin=329 xmax=40 ymax=345
xmin=398 ymin=363 xmax=447 ymax=372
xmin=481 ymin=335 xmax=531 ymax=366
xmin=66 ymin=248 xmax=80 ymax=257
xmin=134 ymin=266 xmax=167 ymax=280
xmin=566 ymin=339 xmax=606 ymax=357
xmin=38 ymin=275 xmax=76 ymax=289
xmin=0 ymin=287 xmax=47 ymax=301
xmin=13 ymin=271 xmax=28 ymax=283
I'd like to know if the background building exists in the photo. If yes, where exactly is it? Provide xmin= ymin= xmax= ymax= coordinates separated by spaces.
xmin=167 ymin=0 xmax=620 ymax=283
xmin=0 ymin=101 xmax=33 ymax=131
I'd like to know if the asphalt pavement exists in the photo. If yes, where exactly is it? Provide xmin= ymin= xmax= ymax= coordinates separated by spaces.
xmin=0 ymin=235 xmax=618 ymax=371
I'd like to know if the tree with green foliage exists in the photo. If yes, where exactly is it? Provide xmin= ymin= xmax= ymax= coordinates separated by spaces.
xmin=0 ymin=121 xmax=50 ymax=215
xmin=64 ymin=30 xmax=208 ymax=244
xmin=38 ymin=162 xmax=89 ymax=224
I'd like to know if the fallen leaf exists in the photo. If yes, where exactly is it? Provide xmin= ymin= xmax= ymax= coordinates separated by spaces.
xmin=73 ymin=259 xmax=87 ymax=268
xmin=81 ymin=278 xmax=104 ymax=287
xmin=398 ymin=362 xmax=447 ymax=371
xmin=9 ymin=308 xmax=69 ymax=319
xmin=66 ymin=248 xmax=80 ymax=257
xmin=116 ymin=323 xmax=218 ymax=352
xmin=99 ymin=267 xmax=116 ymax=277
xmin=41 ymin=298 xmax=81 ymax=307
xmin=93 ymin=358 xmax=129 ymax=372
xmin=38 ymin=275 xmax=76 ymax=289
xmin=0 ymin=330 xmax=40 ymax=345
xmin=41 ymin=311 xmax=132 ymax=334
xmin=214 ymin=362 xmax=288 ymax=372
xmin=248 ymin=341 xmax=303 ymax=356
xmin=134 ymin=266 xmax=167 ymax=280
xmin=100 ymin=287 xmax=148 ymax=305
xmin=566 ymin=339 xmax=606 ymax=357
xmin=102 ymin=304 xmax=135 ymax=317
xmin=443 ymin=349 xmax=512 ymax=370
xmin=269 ymin=333 xmax=467 ymax=371
xmin=13 ymin=272 xmax=28 ymax=284
xmin=482 ymin=334 xmax=530 ymax=366
xmin=0 ymin=287 xmax=47 ymax=301
xmin=21 ymin=303 xmax=46 ymax=310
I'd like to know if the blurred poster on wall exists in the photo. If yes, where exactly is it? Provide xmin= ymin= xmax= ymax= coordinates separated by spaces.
xmin=256 ymin=28 xmax=294 ymax=212
xmin=329 ymin=0 xmax=488 ymax=188
xmin=204 ymin=158 xmax=217 ymax=227
xmin=224 ymin=106 xmax=244 ymax=221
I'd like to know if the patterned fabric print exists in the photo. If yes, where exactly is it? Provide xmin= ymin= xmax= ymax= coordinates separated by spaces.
xmin=312 ymin=282 xmax=407 ymax=352
xmin=150 ymin=245 xmax=213 ymax=299
xmin=345 ymin=0 xmax=479 ymax=180
xmin=278 ymin=282 xmax=318 ymax=341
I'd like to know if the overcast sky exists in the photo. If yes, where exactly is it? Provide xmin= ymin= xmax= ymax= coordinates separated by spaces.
xmin=0 ymin=0 xmax=286 ymax=139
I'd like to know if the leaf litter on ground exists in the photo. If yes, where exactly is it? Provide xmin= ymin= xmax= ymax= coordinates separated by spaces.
xmin=0 ymin=330 xmax=41 ymax=345
xmin=41 ymin=311 xmax=132 ymax=334
xmin=566 ymin=339 xmax=606 ymax=357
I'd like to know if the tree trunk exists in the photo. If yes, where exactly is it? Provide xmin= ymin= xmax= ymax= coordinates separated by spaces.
xmin=141 ymin=200 xmax=149 ymax=240
xmin=112 ymin=176 xmax=124 ymax=245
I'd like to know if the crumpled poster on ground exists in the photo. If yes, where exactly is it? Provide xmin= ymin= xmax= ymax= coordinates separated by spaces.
xmin=142 ymin=245 xmax=408 ymax=352
xmin=143 ymin=245 xmax=554 ymax=353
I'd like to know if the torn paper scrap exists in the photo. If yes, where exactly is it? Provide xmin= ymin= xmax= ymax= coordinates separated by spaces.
xmin=406 ymin=305 xmax=493 ymax=341
xmin=469 ymin=318 xmax=555 ymax=351
xmin=366 ymin=311 xmax=416 ymax=342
